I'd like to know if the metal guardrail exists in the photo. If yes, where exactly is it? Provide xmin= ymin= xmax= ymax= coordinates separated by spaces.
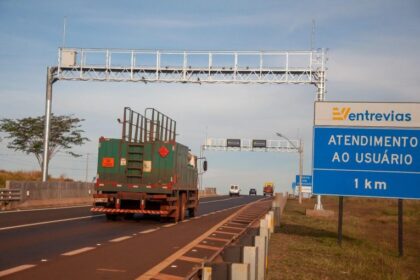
xmin=0 ymin=189 xmax=21 ymax=202
xmin=143 ymin=197 xmax=278 ymax=279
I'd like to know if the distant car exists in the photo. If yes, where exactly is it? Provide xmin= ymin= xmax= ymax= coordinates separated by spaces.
xmin=249 ymin=188 xmax=257 ymax=195
xmin=229 ymin=185 xmax=240 ymax=196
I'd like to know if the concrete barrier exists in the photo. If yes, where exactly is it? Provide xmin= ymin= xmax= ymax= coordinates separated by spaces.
xmin=198 ymin=187 xmax=218 ymax=198
xmin=1 ymin=181 xmax=94 ymax=210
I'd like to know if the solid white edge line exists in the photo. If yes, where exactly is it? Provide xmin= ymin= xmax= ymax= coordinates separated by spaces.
xmin=0 ymin=264 xmax=36 ymax=277
xmin=136 ymin=197 xmax=267 ymax=279
xmin=109 ymin=236 xmax=132 ymax=242
xmin=0 ymin=215 xmax=102 ymax=231
xmin=61 ymin=247 xmax=95 ymax=256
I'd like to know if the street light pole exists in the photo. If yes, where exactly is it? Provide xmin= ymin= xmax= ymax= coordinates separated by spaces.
xmin=276 ymin=132 xmax=303 ymax=204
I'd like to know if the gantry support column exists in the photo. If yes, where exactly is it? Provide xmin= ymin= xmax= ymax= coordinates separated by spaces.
xmin=42 ymin=67 xmax=57 ymax=182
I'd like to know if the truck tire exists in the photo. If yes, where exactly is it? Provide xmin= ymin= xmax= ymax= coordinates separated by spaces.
xmin=106 ymin=213 xmax=117 ymax=221
xmin=179 ymin=193 xmax=187 ymax=221
xmin=188 ymin=207 xmax=196 ymax=217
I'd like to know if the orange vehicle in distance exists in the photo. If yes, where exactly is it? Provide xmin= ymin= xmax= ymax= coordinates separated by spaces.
xmin=263 ymin=182 xmax=274 ymax=196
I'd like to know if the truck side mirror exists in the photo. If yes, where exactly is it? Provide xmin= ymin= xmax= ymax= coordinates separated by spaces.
xmin=203 ymin=160 xmax=208 ymax=172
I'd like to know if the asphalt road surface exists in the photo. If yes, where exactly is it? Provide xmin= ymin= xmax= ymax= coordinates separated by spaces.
xmin=0 ymin=195 xmax=264 ymax=279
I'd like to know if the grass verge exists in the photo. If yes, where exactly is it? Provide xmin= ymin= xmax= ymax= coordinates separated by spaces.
xmin=267 ymin=196 xmax=419 ymax=280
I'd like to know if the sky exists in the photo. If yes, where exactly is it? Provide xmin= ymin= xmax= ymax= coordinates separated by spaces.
xmin=0 ymin=0 xmax=419 ymax=194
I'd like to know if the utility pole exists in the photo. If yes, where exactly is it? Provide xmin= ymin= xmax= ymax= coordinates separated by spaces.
xmin=298 ymin=139 xmax=303 ymax=204
xmin=276 ymin=132 xmax=303 ymax=204
xmin=85 ymin=153 xmax=89 ymax=182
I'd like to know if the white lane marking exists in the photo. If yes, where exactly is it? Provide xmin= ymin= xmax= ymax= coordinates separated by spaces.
xmin=0 ymin=215 xmax=102 ymax=231
xmin=162 ymin=223 xmax=177 ymax=228
xmin=62 ymin=247 xmax=95 ymax=256
xmin=0 ymin=264 xmax=36 ymax=277
xmin=0 ymin=204 xmax=92 ymax=214
xmin=97 ymin=268 xmax=127 ymax=273
xmin=181 ymin=219 xmax=190 ymax=223
xmin=199 ymin=197 xmax=243 ymax=204
xmin=139 ymin=228 xmax=159 ymax=234
xmin=109 ymin=236 xmax=132 ymax=242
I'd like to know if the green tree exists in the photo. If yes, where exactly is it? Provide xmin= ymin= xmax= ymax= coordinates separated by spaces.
xmin=0 ymin=114 xmax=89 ymax=170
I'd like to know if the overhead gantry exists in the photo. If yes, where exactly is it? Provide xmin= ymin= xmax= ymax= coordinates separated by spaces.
xmin=42 ymin=48 xmax=327 ymax=187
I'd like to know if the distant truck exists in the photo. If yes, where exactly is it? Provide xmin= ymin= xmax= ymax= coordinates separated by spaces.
xmin=263 ymin=182 xmax=274 ymax=196
xmin=91 ymin=107 xmax=206 ymax=222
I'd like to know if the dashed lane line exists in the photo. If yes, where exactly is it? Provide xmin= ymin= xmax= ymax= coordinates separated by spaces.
xmin=162 ymin=223 xmax=177 ymax=228
xmin=61 ymin=247 xmax=95 ymax=256
xmin=109 ymin=236 xmax=132 ymax=242
xmin=139 ymin=228 xmax=160 ymax=234
xmin=0 ymin=215 xmax=103 ymax=231
xmin=0 ymin=265 xmax=36 ymax=277
xmin=0 ymin=204 xmax=92 ymax=214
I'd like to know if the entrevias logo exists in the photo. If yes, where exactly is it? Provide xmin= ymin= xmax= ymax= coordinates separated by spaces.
xmin=332 ymin=107 xmax=412 ymax=122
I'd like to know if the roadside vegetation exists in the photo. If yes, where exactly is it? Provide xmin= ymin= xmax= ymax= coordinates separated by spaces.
xmin=267 ymin=196 xmax=419 ymax=280
xmin=0 ymin=170 xmax=73 ymax=187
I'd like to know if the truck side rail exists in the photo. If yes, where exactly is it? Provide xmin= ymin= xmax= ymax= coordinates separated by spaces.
xmin=122 ymin=107 xmax=176 ymax=143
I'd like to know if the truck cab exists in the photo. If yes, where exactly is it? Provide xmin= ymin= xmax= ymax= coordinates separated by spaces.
xmin=263 ymin=182 xmax=274 ymax=196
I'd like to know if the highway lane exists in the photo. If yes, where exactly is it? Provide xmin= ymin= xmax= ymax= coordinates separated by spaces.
xmin=0 ymin=195 xmax=233 ymax=229
xmin=0 ymin=195 xmax=263 ymax=274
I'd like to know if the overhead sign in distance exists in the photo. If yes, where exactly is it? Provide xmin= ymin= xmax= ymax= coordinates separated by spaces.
xmin=313 ymin=102 xmax=420 ymax=199
xmin=226 ymin=139 xmax=241 ymax=148
xmin=252 ymin=139 xmax=267 ymax=148
xmin=296 ymin=175 xmax=312 ymax=186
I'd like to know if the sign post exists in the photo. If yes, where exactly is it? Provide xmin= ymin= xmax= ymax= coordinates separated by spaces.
xmin=338 ymin=196 xmax=344 ymax=246
xmin=313 ymin=102 xmax=420 ymax=254
xmin=398 ymin=199 xmax=403 ymax=257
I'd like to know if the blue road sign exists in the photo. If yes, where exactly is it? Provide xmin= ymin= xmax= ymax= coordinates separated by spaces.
xmin=292 ymin=182 xmax=296 ymax=191
xmin=313 ymin=127 xmax=420 ymax=199
xmin=295 ymin=175 xmax=312 ymax=186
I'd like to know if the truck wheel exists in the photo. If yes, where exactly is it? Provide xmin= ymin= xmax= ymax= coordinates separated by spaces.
xmin=188 ymin=207 xmax=196 ymax=217
xmin=179 ymin=193 xmax=187 ymax=221
xmin=106 ymin=214 xmax=117 ymax=221
xmin=124 ymin=213 xmax=134 ymax=220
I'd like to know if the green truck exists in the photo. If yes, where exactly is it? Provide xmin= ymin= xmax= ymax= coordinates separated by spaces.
xmin=91 ymin=107 xmax=205 ymax=222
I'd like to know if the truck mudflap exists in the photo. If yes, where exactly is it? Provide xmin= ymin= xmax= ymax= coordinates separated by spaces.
xmin=90 ymin=207 xmax=169 ymax=215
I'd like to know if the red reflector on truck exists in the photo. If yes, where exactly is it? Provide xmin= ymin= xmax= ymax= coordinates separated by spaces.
xmin=102 ymin=157 xmax=115 ymax=167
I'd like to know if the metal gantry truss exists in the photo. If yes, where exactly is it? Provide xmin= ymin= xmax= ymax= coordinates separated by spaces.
xmin=203 ymin=138 xmax=301 ymax=152
xmin=55 ymin=48 xmax=327 ymax=99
